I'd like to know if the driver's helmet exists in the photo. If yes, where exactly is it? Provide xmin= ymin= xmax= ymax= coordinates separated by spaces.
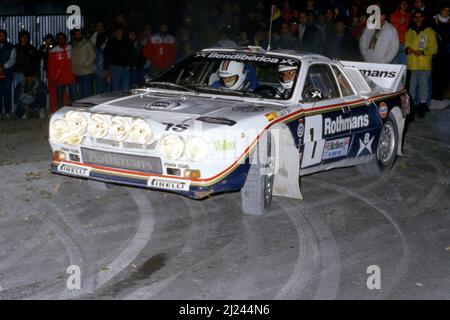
xmin=218 ymin=60 xmax=247 ymax=90
xmin=278 ymin=64 xmax=297 ymax=90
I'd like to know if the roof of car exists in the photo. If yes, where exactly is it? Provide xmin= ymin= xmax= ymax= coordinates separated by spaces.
xmin=201 ymin=46 xmax=331 ymax=63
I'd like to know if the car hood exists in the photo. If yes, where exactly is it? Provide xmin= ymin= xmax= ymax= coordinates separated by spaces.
xmin=79 ymin=91 xmax=287 ymax=124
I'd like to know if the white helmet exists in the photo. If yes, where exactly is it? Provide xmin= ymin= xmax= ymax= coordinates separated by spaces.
xmin=278 ymin=64 xmax=297 ymax=90
xmin=218 ymin=60 xmax=246 ymax=90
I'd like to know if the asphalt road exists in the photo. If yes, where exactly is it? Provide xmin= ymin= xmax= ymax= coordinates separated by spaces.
xmin=0 ymin=109 xmax=449 ymax=300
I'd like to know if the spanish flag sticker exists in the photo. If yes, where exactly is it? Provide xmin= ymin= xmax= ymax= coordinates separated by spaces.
xmin=265 ymin=112 xmax=279 ymax=122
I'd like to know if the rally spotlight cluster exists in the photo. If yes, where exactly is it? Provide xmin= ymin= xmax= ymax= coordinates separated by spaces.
xmin=49 ymin=112 xmax=209 ymax=162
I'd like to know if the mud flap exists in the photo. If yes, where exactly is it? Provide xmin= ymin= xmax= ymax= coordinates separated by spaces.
xmin=271 ymin=125 xmax=303 ymax=200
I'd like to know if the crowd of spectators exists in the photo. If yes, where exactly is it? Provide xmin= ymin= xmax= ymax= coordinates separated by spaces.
xmin=0 ymin=0 xmax=448 ymax=120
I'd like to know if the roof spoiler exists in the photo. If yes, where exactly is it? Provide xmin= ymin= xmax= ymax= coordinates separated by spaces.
xmin=340 ymin=61 xmax=407 ymax=92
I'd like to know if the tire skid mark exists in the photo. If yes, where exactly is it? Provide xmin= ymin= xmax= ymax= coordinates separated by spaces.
xmin=123 ymin=272 xmax=183 ymax=300
xmin=308 ymin=178 xmax=411 ymax=299
xmin=16 ymin=198 xmax=88 ymax=300
xmin=405 ymin=151 xmax=449 ymax=216
xmin=226 ymin=208 xmax=262 ymax=300
xmin=0 ymin=226 xmax=46 ymax=273
xmin=121 ymin=197 xmax=200 ymax=299
xmin=408 ymin=134 xmax=450 ymax=149
xmin=304 ymin=210 xmax=341 ymax=300
xmin=95 ymin=189 xmax=156 ymax=289
xmin=274 ymin=201 xmax=320 ymax=299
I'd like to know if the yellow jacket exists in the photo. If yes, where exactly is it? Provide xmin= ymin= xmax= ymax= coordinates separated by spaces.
xmin=404 ymin=27 xmax=438 ymax=71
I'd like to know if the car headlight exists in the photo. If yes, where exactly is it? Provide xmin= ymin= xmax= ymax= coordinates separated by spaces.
xmin=50 ymin=119 xmax=69 ymax=143
xmin=66 ymin=135 xmax=84 ymax=146
xmin=185 ymin=137 xmax=208 ymax=162
xmin=130 ymin=119 xmax=153 ymax=144
xmin=110 ymin=116 xmax=130 ymax=141
xmin=88 ymin=114 xmax=109 ymax=139
xmin=66 ymin=111 xmax=88 ymax=136
xmin=161 ymin=135 xmax=184 ymax=160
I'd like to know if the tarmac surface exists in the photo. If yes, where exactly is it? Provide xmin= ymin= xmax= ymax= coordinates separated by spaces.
xmin=0 ymin=108 xmax=449 ymax=300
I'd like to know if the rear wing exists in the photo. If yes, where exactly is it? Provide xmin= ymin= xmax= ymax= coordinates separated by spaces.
xmin=340 ymin=61 xmax=407 ymax=93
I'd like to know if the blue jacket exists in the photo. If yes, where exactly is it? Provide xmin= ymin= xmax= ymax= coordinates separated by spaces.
xmin=0 ymin=42 xmax=16 ymax=70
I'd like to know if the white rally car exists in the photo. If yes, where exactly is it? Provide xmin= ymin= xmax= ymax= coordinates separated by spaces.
xmin=49 ymin=47 xmax=410 ymax=215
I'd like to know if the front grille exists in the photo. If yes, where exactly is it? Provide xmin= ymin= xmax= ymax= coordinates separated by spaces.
xmin=81 ymin=148 xmax=162 ymax=174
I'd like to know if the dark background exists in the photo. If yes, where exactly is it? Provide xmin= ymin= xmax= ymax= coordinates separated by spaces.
xmin=1 ymin=0 xmax=444 ymax=31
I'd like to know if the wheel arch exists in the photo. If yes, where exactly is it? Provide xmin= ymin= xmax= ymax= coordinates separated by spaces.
xmin=388 ymin=106 xmax=405 ymax=156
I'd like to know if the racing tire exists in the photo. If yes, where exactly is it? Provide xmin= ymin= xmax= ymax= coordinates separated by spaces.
xmin=241 ymin=131 xmax=275 ymax=215
xmin=359 ymin=113 xmax=399 ymax=176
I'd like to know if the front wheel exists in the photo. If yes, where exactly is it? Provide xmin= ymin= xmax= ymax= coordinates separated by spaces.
xmin=241 ymin=131 xmax=275 ymax=215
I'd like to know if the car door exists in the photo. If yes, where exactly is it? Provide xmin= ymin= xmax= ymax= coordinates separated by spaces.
xmin=299 ymin=63 xmax=351 ymax=170
xmin=332 ymin=64 xmax=383 ymax=160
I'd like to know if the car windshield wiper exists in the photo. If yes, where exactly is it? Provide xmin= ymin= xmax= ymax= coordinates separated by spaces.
xmin=195 ymin=86 xmax=261 ymax=98
xmin=147 ymin=82 xmax=197 ymax=93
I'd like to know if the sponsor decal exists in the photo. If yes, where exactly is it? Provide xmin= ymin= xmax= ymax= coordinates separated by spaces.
xmin=144 ymin=101 xmax=181 ymax=110
xmin=194 ymin=52 xmax=297 ymax=65
xmin=358 ymin=69 xmax=397 ymax=78
xmin=61 ymin=147 xmax=79 ymax=154
xmin=58 ymin=164 xmax=90 ymax=177
xmin=357 ymin=133 xmax=375 ymax=156
xmin=163 ymin=123 xmax=190 ymax=132
xmin=324 ymin=115 xmax=369 ymax=135
xmin=164 ymin=162 xmax=190 ymax=169
xmin=232 ymin=106 xmax=265 ymax=112
xmin=265 ymin=112 xmax=279 ymax=122
xmin=322 ymin=137 xmax=350 ymax=160
xmin=378 ymin=102 xmax=388 ymax=119
xmin=297 ymin=121 xmax=305 ymax=138
xmin=278 ymin=108 xmax=292 ymax=117
xmin=214 ymin=140 xmax=236 ymax=152
xmin=197 ymin=117 xmax=237 ymax=126
xmin=148 ymin=178 xmax=190 ymax=191
xmin=310 ymin=90 xmax=323 ymax=99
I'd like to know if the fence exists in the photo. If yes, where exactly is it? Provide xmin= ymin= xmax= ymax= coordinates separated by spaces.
xmin=0 ymin=14 xmax=84 ymax=46
xmin=0 ymin=15 xmax=84 ymax=114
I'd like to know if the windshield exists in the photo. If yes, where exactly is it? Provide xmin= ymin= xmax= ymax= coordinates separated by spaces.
xmin=150 ymin=51 xmax=301 ymax=100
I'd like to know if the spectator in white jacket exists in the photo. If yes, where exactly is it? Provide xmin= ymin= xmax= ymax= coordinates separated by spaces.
xmin=359 ymin=8 xmax=400 ymax=63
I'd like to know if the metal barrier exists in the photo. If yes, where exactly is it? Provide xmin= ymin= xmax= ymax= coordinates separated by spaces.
xmin=0 ymin=14 xmax=84 ymax=46
xmin=0 ymin=15 xmax=84 ymax=115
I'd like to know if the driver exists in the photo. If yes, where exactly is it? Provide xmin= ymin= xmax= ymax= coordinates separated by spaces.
xmin=278 ymin=64 xmax=298 ymax=98
xmin=212 ymin=60 xmax=253 ymax=91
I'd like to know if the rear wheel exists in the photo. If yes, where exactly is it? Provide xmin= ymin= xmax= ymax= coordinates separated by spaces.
xmin=241 ymin=131 xmax=275 ymax=215
xmin=377 ymin=114 xmax=398 ymax=170
xmin=359 ymin=113 xmax=398 ymax=176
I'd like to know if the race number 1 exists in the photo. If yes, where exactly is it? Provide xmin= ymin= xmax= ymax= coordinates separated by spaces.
xmin=301 ymin=115 xmax=325 ymax=168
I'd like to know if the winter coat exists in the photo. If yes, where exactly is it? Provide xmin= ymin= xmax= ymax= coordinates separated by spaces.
xmin=359 ymin=22 xmax=399 ymax=63
xmin=71 ymin=38 xmax=96 ymax=76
